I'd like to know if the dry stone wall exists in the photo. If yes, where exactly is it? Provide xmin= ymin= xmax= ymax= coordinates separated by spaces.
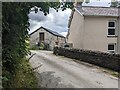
xmin=53 ymin=47 xmax=120 ymax=72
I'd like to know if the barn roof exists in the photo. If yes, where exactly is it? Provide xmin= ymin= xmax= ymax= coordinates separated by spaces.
xmin=30 ymin=26 xmax=65 ymax=38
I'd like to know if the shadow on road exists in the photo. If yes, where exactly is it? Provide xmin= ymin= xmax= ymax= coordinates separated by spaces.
xmin=35 ymin=71 xmax=74 ymax=88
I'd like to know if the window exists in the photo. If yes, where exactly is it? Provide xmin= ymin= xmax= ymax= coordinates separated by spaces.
xmin=108 ymin=29 xmax=115 ymax=35
xmin=108 ymin=21 xmax=116 ymax=36
xmin=39 ymin=32 xmax=44 ymax=41
xmin=108 ymin=44 xmax=114 ymax=51
xmin=108 ymin=22 xmax=115 ymax=27
xmin=108 ymin=43 xmax=116 ymax=53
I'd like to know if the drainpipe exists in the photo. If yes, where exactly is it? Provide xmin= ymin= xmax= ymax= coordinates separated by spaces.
xmin=116 ymin=2 xmax=120 ymax=54
xmin=74 ymin=2 xmax=83 ymax=8
xmin=118 ymin=5 xmax=120 ymax=54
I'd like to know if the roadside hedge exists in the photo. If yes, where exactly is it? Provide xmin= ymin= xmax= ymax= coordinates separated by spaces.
xmin=53 ymin=47 xmax=120 ymax=72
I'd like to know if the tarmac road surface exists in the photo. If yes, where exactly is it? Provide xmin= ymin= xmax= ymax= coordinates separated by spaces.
xmin=29 ymin=50 xmax=118 ymax=88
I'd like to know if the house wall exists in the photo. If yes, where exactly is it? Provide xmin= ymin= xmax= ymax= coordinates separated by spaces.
xmin=30 ymin=31 xmax=39 ymax=47
xmin=67 ymin=9 xmax=119 ymax=53
xmin=83 ymin=16 xmax=118 ymax=53
xmin=67 ymin=10 xmax=84 ymax=49
xmin=30 ymin=28 xmax=65 ymax=50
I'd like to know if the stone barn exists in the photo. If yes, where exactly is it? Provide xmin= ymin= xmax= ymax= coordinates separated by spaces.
xmin=30 ymin=26 xmax=65 ymax=50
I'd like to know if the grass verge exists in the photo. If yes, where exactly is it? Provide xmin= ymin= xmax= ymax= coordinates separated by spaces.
xmin=10 ymin=58 xmax=38 ymax=88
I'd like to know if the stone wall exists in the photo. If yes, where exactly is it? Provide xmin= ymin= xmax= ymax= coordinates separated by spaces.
xmin=53 ymin=47 xmax=120 ymax=72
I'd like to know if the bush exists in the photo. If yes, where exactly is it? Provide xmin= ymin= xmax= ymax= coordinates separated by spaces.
xmin=30 ymin=43 xmax=48 ymax=50
xmin=2 ymin=58 xmax=38 ymax=88
xmin=39 ymin=43 xmax=45 ymax=50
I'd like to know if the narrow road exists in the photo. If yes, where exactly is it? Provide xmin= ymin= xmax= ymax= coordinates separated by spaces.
xmin=29 ymin=50 xmax=118 ymax=88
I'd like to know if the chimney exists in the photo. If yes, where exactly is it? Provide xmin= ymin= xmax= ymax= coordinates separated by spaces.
xmin=111 ymin=0 xmax=118 ymax=7
xmin=117 ymin=1 xmax=120 ymax=7
xmin=74 ymin=2 xmax=82 ymax=8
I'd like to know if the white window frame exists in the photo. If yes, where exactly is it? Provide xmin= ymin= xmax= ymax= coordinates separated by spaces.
xmin=107 ymin=21 xmax=116 ymax=36
xmin=108 ymin=43 xmax=116 ymax=53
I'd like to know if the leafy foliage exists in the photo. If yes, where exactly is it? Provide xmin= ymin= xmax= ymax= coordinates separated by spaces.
xmin=2 ymin=2 xmax=74 ymax=88
xmin=3 ymin=58 xmax=38 ymax=88
xmin=111 ymin=0 xmax=119 ymax=7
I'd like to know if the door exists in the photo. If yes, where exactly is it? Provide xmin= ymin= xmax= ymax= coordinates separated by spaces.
xmin=39 ymin=32 xmax=44 ymax=41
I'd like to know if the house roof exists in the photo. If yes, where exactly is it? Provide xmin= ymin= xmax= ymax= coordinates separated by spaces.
xmin=75 ymin=6 xmax=119 ymax=17
xmin=30 ymin=26 xmax=65 ymax=38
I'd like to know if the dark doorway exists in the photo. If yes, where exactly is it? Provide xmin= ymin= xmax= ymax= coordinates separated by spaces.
xmin=39 ymin=32 xmax=44 ymax=41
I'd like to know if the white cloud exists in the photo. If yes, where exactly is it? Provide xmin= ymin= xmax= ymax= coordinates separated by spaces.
xmin=29 ymin=8 xmax=71 ymax=36
xmin=29 ymin=11 xmax=47 ymax=22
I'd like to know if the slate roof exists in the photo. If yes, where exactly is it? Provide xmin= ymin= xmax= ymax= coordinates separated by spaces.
xmin=75 ymin=6 xmax=119 ymax=17
xmin=30 ymin=26 xmax=65 ymax=38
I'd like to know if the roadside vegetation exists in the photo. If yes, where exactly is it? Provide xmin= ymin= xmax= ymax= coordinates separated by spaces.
xmin=12 ymin=58 xmax=38 ymax=88
xmin=3 ymin=58 xmax=38 ymax=88
xmin=102 ymin=68 xmax=119 ymax=78
xmin=30 ymin=43 xmax=49 ymax=50
xmin=30 ymin=43 xmax=45 ymax=50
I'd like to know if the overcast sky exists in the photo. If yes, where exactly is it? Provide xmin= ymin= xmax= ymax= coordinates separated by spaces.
xmin=29 ymin=8 xmax=71 ymax=37
xmin=28 ymin=0 xmax=118 ymax=37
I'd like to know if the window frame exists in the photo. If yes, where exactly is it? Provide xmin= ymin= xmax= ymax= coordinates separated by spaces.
xmin=108 ymin=43 xmax=116 ymax=53
xmin=107 ymin=21 xmax=116 ymax=36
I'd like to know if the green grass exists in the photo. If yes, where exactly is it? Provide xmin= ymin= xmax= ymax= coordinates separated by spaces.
xmin=10 ymin=58 xmax=38 ymax=88
xmin=111 ymin=72 xmax=118 ymax=77
xmin=102 ymin=69 xmax=119 ymax=78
